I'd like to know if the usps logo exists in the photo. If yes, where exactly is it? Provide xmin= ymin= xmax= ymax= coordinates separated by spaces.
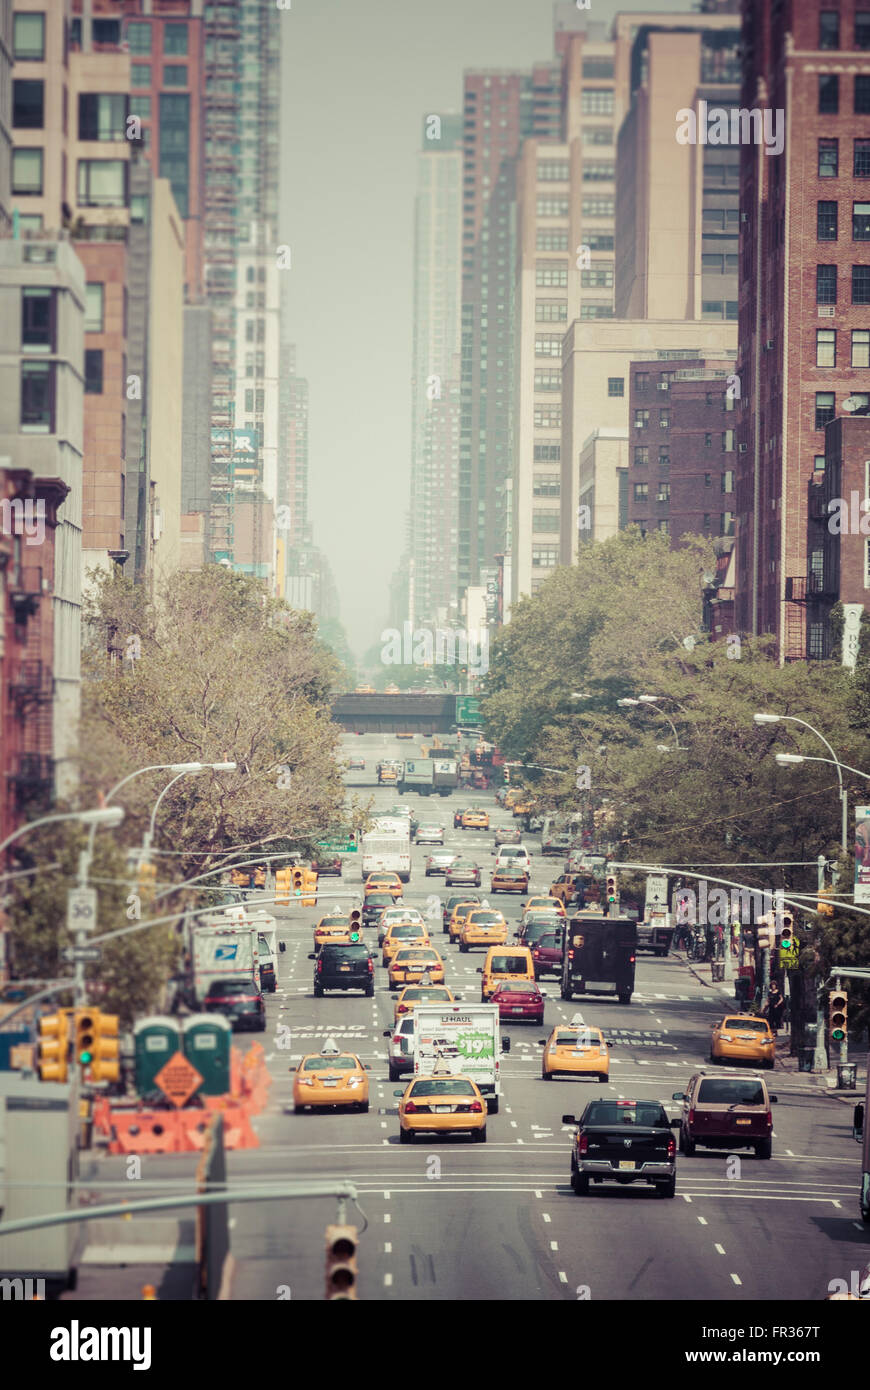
xmin=215 ymin=944 xmax=239 ymax=962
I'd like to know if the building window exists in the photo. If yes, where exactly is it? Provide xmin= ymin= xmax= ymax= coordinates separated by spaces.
xmin=634 ymin=483 xmax=648 ymax=502
xmin=705 ymin=433 xmax=713 ymax=447
xmin=853 ymin=265 xmax=870 ymax=303
xmin=17 ymin=214 xmax=43 ymax=234
xmin=705 ymin=473 xmax=713 ymax=486
xmin=581 ymin=267 xmax=613 ymax=287
xmin=659 ymin=449 xmax=670 ymax=469
xmin=92 ymin=19 xmax=120 ymax=45
xmin=77 ymin=160 xmax=126 ymax=207
xmin=634 ymin=446 xmax=649 ymax=466
xmin=537 ymin=160 xmax=569 ymax=181
xmin=534 ymin=369 xmax=561 ymax=392
xmin=581 ymin=90 xmax=614 ymax=115
xmin=817 ymin=264 xmax=837 ymax=303
xmin=581 ymin=196 xmax=614 ymax=218
xmin=535 ymin=335 xmax=562 ymax=357
xmin=858 ymin=12 xmax=870 ymax=49
xmin=535 ymin=301 xmax=568 ymax=322
xmin=533 ymin=474 xmax=560 ymax=496
xmin=162 ymin=65 xmax=188 ymax=87
xmin=634 ymin=409 xmax=650 ymax=429
xmin=532 ymin=510 xmax=560 ymax=533
xmin=21 ymin=358 xmax=57 ymax=434
xmin=819 ymin=75 xmax=839 ymax=114
xmin=84 ymin=349 xmax=103 ymax=395
xmin=159 ymin=93 xmax=190 ymax=218
xmin=582 ymin=163 xmax=615 ymax=183
xmin=536 ymin=229 xmax=568 ymax=251
xmin=721 ymin=470 xmax=735 ymax=493
xmin=579 ymin=304 xmax=614 ymax=319
xmin=163 ymin=22 xmax=189 ymax=55
xmin=131 ymin=64 xmax=152 ymax=87
xmin=635 ymin=371 xmax=649 ymax=392
xmin=531 ymin=545 xmax=558 ymax=567
xmin=581 ymin=126 xmax=613 ymax=145
xmin=84 ymin=284 xmax=104 ymax=333
xmin=853 ymin=329 xmax=870 ymax=366
xmin=819 ymin=139 xmax=839 ymax=178
xmin=659 ymin=409 xmax=670 ymax=429
xmin=534 ymin=404 xmax=561 ymax=428
xmin=129 ymin=95 xmax=151 ymax=121
xmin=78 ymin=94 xmax=128 ymax=142
xmin=13 ymin=79 xmax=44 ymax=129
xmin=857 ymin=76 xmax=870 ymax=114
xmin=13 ymin=11 xmax=45 ymax=60
xmin=533 ymin=444 xmax=561 ymax=462
xmin=818 ymin=200 xmax=838 ymax=240
xmin=703 ymin=513 xmax=712 ymax=532
xmin=130 ymin=194 xmax=149 ymax=224
xmin=820 ymin=10 xmax=840 ymax=47
xmin=126 ymin=20 xmax=152 ymax=54
xmin=607 ymin=377 xmax=624 ymax=397
xmin=536 ymin=262 xmax=568 ymax=287
xmin=721 ymin=429 xmax=734 ymax=451
xmin=856 ymin=140 xmax=870 ymax=177
xmin=817 ymin=328 xmax=837 ymax=366
xmin=21 ymin=288 xmax=54 ymax=352
xmin=814 ymin=455 xmax=826 ymax=473
xmin=586 ymin=233 xmax=614 ymax=251
xmin=536 ymin=196 xmax=569 ymax=217
xmin=12 ymin=147 xmax=43 ymax=196
xmin=855 ymin=203 xmax=870 ymax=241
xmin=657 ymin=483 xmax=670 ymax=503
xmin=582 ymin=58 xmax=614 ymax=79
xmin=720 ymin=512 xmax=735 ymax=537
xmin=815 ymin=391 xmax=836 ymax=429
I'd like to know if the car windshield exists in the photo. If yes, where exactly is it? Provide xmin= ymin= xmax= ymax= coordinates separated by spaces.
xmin=302 ymin=1056 xmax=358 ymax=1071
xmin=451 ymin=862 xmax=476 ymax=870
xmin=386 ymin=910 xmax=423 ymax=921
xmin=318 ymin=917 xmax=347 ymax=928
xmin=498 ymin=848 xmax=525 ymax=858
xmin=583 ymin=1102 xmax=668 ymax=1127
xmin=723 ymin=1018 xmax=769 ymax=1033
xmin=555 ymin=1029 xmax=600 ymax=1046
xmin=367 ymin=895 xmax=393 ymax=907
xmin=489 ymin=955 xmax=528 ymax=972
xmin=495 ymin=981 xmax=538 ymax=993
xmin=322 ymin=946 xmax=369 ymax=963
xmin=697 ymin=1079 xmax=766 ymax=1105
xmin=395 ymin=950 xmax=438 ymax=962
xmin=449 ymin=896 xmax=479 ymax=909
xmin=403 ymin=988 xmax=449 ymax=1001
xmin=410 ymin=1079 xmax=476 ymax=1097
xmin=207 ymin=979 xmax=254 ymax=996
xmin=469 ymin=912 xmax=502 ymax=924
xmin=391 ymin=925 xmax=426 ymax=938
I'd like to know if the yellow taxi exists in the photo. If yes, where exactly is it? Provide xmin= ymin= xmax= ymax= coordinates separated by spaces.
xmin=523 ymin=895 xmax=566 ymax=919
xmin=395 ymin=1069 xmax=488 ymax=1143
xmin=388 ymin=947 xmax=445 ymax=988
xmin=512 ymin=799 xmax=533 ymax=818
xmin=540 ymin=1021 xmax=611 ymax=1082
xmin=364 ymin=872 xmax=403 ymax=900
xmin=461 ymin=808 xmax=490 ymax=830
xmin=392 ymin=984 xmax=456 ymax=1021
xmin=479 ymin=945 xmax=535 ymax=1001
xmin=459 ymin=908 xmax=508 ymax=954
xmin=491 ymin=864 xmax=529 ymax=893
xmin=710 ymin=1016 xmax=776 ymax=1068
xmin=382 ymin=920 xmax=431 ymax=966
xmin=448 ymin=900 xmax=481 ymax=943
xmin=378 ymin=767 xmax=398 ymax=783
xmin=291 ymin=1041 xmax=371 ymax=1113
xmin=313 ymin=914 xmax=351 ymax=948
xmin=503 ymin=788 xmax=523 ymax=810
xmin=354 ymin=684 xmax=376 ymax=693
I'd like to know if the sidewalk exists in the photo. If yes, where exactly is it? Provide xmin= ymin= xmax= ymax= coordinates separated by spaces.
xmin=680 ymin=953 xmax=867 ymax=1100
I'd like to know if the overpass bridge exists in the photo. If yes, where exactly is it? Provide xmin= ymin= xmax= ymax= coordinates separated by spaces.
xmin=332 ymin=692 xmax=464 ymax=735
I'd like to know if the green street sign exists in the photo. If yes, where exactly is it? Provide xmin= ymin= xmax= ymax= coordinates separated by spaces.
xmin=455 ymin=696 xmax=481 ymax=725
xmin=316 ymin=838 xmax=357 ymax=853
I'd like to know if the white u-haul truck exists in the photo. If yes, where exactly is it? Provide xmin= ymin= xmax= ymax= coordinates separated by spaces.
xmin=411 ymin=1002 xmax=510 ymax=1114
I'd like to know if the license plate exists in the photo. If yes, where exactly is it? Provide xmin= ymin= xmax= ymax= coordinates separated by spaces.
xmin=323 ymin=1079 xmax=338 ymax=1087
xmin=585 ymin=982 xmax=615 ymax=991
xmin=512 ymin=1007 xmax=525 ymax=1014
xmin=618 ymin=1160 xmax=635 ymax=1170
xmin=572 ymin=1049 xmax=589 ymax=1056
xmin=433 ymin=1105 xmax=451 ymax=1114
xmin=735 ymin=1118 xmax=751 ymax=1125
xmin=339 ymin=965 xmax=350 ymax=972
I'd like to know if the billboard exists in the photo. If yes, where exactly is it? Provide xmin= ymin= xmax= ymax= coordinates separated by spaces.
xmin=855 ymin=805 xmax=870 ymax=903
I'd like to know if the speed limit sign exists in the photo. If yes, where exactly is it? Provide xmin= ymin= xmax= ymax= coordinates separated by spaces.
xmin=67 ymin=886 xmax=97 ymax=935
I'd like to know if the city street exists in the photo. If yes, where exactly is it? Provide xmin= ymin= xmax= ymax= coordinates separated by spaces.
xmin=72 ymin=735 xmax=870 ymax=1301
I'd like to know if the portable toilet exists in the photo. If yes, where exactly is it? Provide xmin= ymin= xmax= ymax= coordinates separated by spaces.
xmin=182 ymin=1014 xmax=232 ymax=1096
xmin=133 ymin=1016 xmax=182 ymax=1102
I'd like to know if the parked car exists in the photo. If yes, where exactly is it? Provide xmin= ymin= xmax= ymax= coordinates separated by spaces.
xmin=203 ymin=976 xmax=266 ymax=1032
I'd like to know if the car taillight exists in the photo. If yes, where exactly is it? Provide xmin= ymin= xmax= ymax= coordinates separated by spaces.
xmin=367 ymin=959 xmax=374 ymax=973
xmin=397 ymin=1004 xmax=408 ymax=1013
xmin=765 ymin=1112 xmax=772 ymax=1129
xmin=316 ymin=959 xmax=323 ymax=972
xmin=568 ymin=949 xmax=575 ymax=962
xmin=469 ymin=1101 xmax=483 ymax=1113
xmin=688 ymin=1108 xmax=695 ymax=1125
xmin=577 ymin=1134 xmax=589 ymax=1155
xmin=629 ymin=955 xmax=635 ymax=964
xmin=404 ymin=1101 xmax=417 ymax=1113
xmin=666 ymin=1137 xmax=676 ymax=1159
xmin=392 ymin=1034 xmax=402 ymax=1044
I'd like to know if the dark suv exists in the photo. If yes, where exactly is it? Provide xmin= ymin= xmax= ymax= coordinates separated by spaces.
xmin=203 ymin=976 xmax=266 ymax=1032
xmin=310 ymin=942 xmax=375 ymax=997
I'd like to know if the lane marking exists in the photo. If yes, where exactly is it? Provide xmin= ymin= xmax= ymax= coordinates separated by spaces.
xmin=550 ymin=1240 xmax=558 ymax=1251
xmin=384 ymin=1242 xmax=392 ymax=1253
xmin=542 ymin=1212 xmax=551 ymax=1223
xmin=384 ymin=1213 xmax=391 ymax=1223
xmin=730 ymin=1273 xmax=742 ymax=1286
xmin=558 ymin=1271 xmax=568 ymax=1284
xmin=714 ymin=1243 xmax=726 ymax=1255
xmin=697 ymin=1216 xmax=708 ymax=1226
xmin=384 ymin=1273 xmax=393 ymax=1287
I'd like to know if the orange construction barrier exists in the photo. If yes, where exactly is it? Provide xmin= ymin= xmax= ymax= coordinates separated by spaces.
xmin=103 ymin=1109 xmax=187 ymax=1155
xmin=95 ymin=1099 xmax=261 ymax=1153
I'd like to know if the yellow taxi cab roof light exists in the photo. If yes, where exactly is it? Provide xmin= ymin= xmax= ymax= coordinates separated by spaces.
xmin=321 ymin=1038 xmax=341 ymax=1055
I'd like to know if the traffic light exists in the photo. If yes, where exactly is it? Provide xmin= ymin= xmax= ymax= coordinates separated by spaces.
xmin=348 ymin=908 xmax=362 ymax=942
xmin=137 ymin=860 xmax=157 ymax=908
xmin=74 ymin=1008 xmax=98 ymax=1069
xmin=755 ymin=920 xmax=774 ymax=950
xmin=38 ymin=1009 xmax=70 ymax=1083
xmin=291 ymin=867 xmax=305 ymax=897
xmin=829 ymin=989 xmax=848 ymax=1043
xmin=89 ymin=1010 xmax=120 ymax=1084
xmin=275 ymin=867 xmax=292 ymax=904
xmin=817 ymin=888 xmax=835 ymax=918
xmin=325 ymin=1224 xmax=359 ymax=1300
xmin=779 ymin=914 xmax=794 ymax=950
xmin=605 ymin=873 xmax=618 ymax=905
xmin=302 ymin=868 xmax=318 ymax=907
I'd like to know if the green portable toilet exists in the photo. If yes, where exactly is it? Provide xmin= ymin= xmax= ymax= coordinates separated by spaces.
xmin=133 ymin=1016 xmax=182 ymax=1102
xmin=182 ymin=1014 xmax=232 ymax=1096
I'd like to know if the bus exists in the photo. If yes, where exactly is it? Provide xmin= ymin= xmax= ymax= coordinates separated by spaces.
xmin=361 ymin=826 xmax=411 ymax=883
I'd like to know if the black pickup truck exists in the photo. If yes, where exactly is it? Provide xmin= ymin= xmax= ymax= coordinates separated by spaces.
xmin=562 ymin=1098 xmax=680 ymax=1198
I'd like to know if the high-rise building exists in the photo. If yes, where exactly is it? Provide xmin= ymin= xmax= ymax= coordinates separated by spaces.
xmin=734 ymin=0 xmax=870 ymax=659
xmin=410 ymin=113 xmax=462 ymax=627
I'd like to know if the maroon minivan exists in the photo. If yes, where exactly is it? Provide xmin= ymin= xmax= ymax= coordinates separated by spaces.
xmin=673 ymin=1073 xmax=777 ymax=1159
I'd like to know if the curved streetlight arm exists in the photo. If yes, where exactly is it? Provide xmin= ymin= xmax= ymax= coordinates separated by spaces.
xmin=146 ymin=769 xmax=204 ymax=847
xmin=778 ymin=753 xmax=870 ymax=782
xmin=768 ymin=715 xmax=847 ymax=853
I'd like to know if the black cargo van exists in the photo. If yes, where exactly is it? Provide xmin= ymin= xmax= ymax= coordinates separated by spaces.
xmin=560 ymin=915 xmax=636 ymax=1005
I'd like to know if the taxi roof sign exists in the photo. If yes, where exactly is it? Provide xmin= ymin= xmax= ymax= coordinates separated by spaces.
xmin=321 ymin=1037 xmax=341 ymax=1055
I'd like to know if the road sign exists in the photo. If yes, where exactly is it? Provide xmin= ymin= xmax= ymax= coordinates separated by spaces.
xmin=67 ymin=887 xmax=97 ymax=936
xmin=61 ymin=946 xmax=103 ymax=964
xmin=153 ymin=1050 xmax=204 ymax=1108
xmin=316 ymin=839 xmax=357 ymax=854
xmin=455 ymin=695 xmax=481 ymax=726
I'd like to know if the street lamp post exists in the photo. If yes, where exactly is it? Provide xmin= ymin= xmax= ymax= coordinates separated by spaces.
xmin=617 ymin=698 xmax=684 ymax=748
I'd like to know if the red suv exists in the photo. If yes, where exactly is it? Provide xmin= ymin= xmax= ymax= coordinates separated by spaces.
xmin=673 ymin=1072 xmax=778 ymax=1159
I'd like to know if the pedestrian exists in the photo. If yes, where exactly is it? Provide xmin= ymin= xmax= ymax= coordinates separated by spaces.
xmin=765 ymin=981 xmax=785 ymax=1033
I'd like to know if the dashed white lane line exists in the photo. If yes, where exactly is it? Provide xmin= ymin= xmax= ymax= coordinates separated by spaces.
xmin=384 ymin=1191 xmax=390 ymax=1199
xmin=550 ymin=1240 xmax=558 ymax=1251
xmin=384 ymin=1242 xmax=392 ymax=1254
xmin=384 ymin=1213 xmax=391 ymax=1224
xmin=542 ymin=1212 xmax=551 ymax=1223
xmin=697 ymin=1216 xmax=708 ymax=1226
xmin=535 ymin=1190 xmax=543 ymax=1198
xmin=380 ymin=1121 xmax=387 ymax=1129
xmin=714 ymin=1243 xmax=726 ymax=1256
xmin=730 ymin=1273 xmax=742 ymax=1286
xmin=558 ymin=1271 xmax=568 ymax=1284
xmin=682 ymin=1194 xmax=692 ymax=1202
xmin=384 ymin=1273 xmax=393 ymax=1287
xmin=510 ymin=1120 xmax=517 ymax=1128
xmin=854 ymin=1222 xmax=866 ymax=1232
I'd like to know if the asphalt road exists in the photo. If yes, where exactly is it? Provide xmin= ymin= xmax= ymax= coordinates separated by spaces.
xmin=76 ymin=733 xmax=870 ymax=1301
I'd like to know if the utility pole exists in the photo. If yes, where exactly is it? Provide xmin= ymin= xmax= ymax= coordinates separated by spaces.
xmin=813 ymin=854 xmax=829 ymax=1073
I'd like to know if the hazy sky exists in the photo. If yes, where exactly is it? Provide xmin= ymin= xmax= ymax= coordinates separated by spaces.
xmin=280 ymin=0 xmax=694 ymax=657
